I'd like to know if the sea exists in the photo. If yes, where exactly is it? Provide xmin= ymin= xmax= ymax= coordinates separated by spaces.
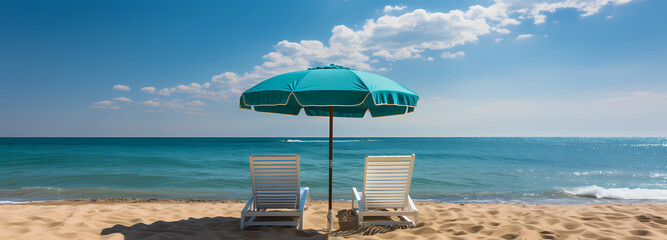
xmin=1 ymin=137 xmax=666 ymax=204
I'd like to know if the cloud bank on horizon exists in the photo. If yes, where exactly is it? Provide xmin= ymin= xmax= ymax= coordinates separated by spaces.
xmin=92 ymin=0 xmax=634 ymax=113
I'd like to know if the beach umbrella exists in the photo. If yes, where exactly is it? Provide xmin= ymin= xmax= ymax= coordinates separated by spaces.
xmin=240 ymin=64 xmax=419 ymax=230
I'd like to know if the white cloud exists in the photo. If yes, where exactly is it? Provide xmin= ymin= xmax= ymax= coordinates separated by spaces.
xmin=372 ymin=50 xmax=394 ymax=60
xmin=441 ymin=51 xmax=465 ymax=59
xmin=90 ymin=100 xmax=120 ymax=109
xmin=148 ymin=8 xmax=495 ymax=100
xmin=112 ymin=84 xmax=130 ymax=91
xmin=93 ymin=100 xmax=111 ymax=106
xmin=507 ymin=0 xmax=634 ymax=24
xmin=606 ymin=15 xmax=613 ymax=19
xmin=140 ymin=99 xmax=205 ymax=114
xmin=465 ymin=3 xmax=512 ymax=21
xmin=113 ymin=97 xmax=133 ymax=102
xmin=161 ymin=99 xmax=184 ymax=109
xmin=157 ymin=88 xmax=170 ymax=96
xmin=360 ymin=9 xmax=490 ymax=60
xmin=598 ymin=92 xmax=667 ymax=103
xmin=515 ymin=34 xmax=534 ymax=40
xmin=185 ymin=100 xmax=206 ymax=107
xmin=153 ymin=82 xmax=216 ymax=99
xmin=492 ymin=27 xmax=511 ymax=34
xmin=141 ymin=100 xmax=161 ymax=107
xmin=426 ymin=57 xmax=434 ymax=61
xmin=494 ymin=38 xmax=503 ymax=43
xmin=141 ymin=87 xmax=156 ymax=93
xmin=114 ymin=0 xmax=633 ymax=102
xmin=90 ymin=105 xmax=119 ymax=109
xmin=498 ymin=18 xmax=521 ymax=27
xmin=249 ymin=8 xmax=492 ymax=65
xmin=383 ymin=5 xmax=407 ymax=13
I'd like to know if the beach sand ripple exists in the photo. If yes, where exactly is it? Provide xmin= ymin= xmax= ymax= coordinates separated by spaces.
xmin=0 ymin=199 xmax=665 ymax=239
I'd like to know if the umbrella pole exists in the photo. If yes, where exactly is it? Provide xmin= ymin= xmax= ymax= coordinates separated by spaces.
xmin=327 ymin=106 xmax=333 ymax=231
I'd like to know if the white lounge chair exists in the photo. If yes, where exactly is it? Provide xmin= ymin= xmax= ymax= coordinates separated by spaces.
xmin=241 ymin=154 xmax=310 ymax=230
xmin=351 ymin=154 xmax=418 ymax=226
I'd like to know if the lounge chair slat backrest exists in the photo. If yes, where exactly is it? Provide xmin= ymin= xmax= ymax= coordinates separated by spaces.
xmin=249 ymin=155 xmax=300 ymax=210
xmin=362 ymin=154 xmax=415 ymax=210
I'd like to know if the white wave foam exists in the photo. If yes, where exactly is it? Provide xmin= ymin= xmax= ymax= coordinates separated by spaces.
xmin=567 ymin=171 xmax=667 ymax=179
xmin=571 ymin=171 xmax=623 ymax=176
xmin=20 ymin=186 xmax=61 ymax=190
xmin=628 ymin=143 xmax=667 ymax=147
xmin=565 ymin=185 xmax=667 ymax=200
xmin=651 ymin=173 xmax=667 ymax=179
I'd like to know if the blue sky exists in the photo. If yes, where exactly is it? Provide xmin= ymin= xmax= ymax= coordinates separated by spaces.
xmin=1 ymin=0 xmax=666 ymax=137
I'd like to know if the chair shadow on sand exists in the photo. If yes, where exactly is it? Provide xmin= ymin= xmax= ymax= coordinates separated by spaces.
xmin=330 ymin=209 xmax=413 ymax=238
xmin=101 ymin=216 xmax=326 ymax=240
xmin=101 ymin=209 xmax=413 ymax=239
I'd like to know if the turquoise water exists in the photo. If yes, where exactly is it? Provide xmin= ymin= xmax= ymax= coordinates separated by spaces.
xmin=1 ymin=137 xmax=666 ymax=204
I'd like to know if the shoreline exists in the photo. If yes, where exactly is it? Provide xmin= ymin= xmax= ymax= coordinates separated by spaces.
xmin=4 ymin=193 xmax=667 ymax=206
xmin=4 ymin=197 xmax=667 ymax=205
xmin=2 ymin=199 xmax=665 ymax=239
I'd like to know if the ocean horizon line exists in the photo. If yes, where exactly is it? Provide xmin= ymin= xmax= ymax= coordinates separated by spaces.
xmin=2 ymin=136 xmax=667 ymax=138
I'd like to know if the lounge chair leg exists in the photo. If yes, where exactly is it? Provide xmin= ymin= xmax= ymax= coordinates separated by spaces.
xmin=299 ymin=212 xmax=303 ymax=230
xmin=328 ymin=209 xmax=334 ymax=231
xmin=240 ymin=213 xmax=244 ymax=230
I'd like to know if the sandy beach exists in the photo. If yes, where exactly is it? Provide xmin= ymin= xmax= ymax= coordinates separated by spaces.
xmin=3 ymin=0 xmax=667 ymax=239
xmin=0 ymin=199 xmax=664 ymax=240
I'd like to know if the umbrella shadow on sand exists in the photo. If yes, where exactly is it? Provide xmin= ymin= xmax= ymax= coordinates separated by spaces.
xmin=101 ymin=216 xmax=326 ymax=240
xmin=330 ymin=209 xmax=413 ymax=237
xmin=100 ymin=211 xmax=414 ymax=239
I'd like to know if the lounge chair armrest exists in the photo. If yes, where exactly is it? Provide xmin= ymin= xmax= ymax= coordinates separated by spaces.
xmin=352 ymin=187 xmax=362 ymax=201
xmin=242 ymin=196 xmax=254 ymax=212
xmin=408 ymin=195 xmax=417 ymax=212
xmin=352 ymin=187 xmax=363 ymax=208
xmin=299 ymin=188 xmax=309 ymax=212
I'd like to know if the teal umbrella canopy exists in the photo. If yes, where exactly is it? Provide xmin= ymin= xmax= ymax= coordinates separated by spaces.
xmin=239 ymin=64 xmax=418 ymax=231
xmin=240 ymin=64 xmax=419 ymax=117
